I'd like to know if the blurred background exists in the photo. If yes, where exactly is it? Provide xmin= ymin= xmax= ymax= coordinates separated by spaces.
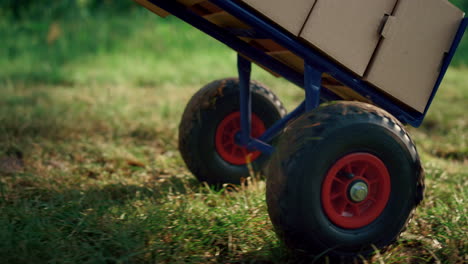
xmin=0 ymin=1 xmax=467 ymax=263
xmin=0 ymin=0 xmax=466 ymax=85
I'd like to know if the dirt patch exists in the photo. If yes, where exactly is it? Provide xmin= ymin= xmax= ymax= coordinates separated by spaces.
xmin=0 ymin=156 xmax=24 ymax=175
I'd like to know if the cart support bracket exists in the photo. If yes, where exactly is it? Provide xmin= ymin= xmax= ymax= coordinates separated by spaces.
xmin=304 ymin=63 xmax=322 ymax=111
xmin=238 ymin=54 xmax=252 ymax=146
xmin=237 ymin=54 xmax=274 ymax=155
xmin=237 ymin=57 xmax=323 ymax=155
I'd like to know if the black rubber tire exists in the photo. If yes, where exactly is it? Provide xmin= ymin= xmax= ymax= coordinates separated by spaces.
xmin=178 ymin=78 xmax=286 ymax=185
xmin=266 ymin=101 xmax=424 ymax=262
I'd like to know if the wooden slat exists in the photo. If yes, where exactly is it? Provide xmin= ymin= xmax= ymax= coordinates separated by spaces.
xmin=267 ymin=50 xmax=305 ymax=73
xmin=322 ymin=84 xmax=371 ymax=102
xmin=322 ymin=73 xmax=342 ymax=86
xmin=133 ymin=0 xmax=170 ymax=17
xmin=189 ymin=1 xmax=223 ymax=16
xmin=250 ymin=39 xmax=287 ymax=52
xmin=203 ymin=11 xmax=250 ymax=29
xmin=179 ymin=0 xmax=205 ymax=6
xmin=133 ymin=0 xmax=208 ymax=18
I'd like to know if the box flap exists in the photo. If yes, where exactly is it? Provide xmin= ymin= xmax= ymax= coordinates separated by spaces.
xmin=300 ymin=0 xmax=398 ymax=76
xmin=380 ymin=15 xmax=397 ymax=39
xmin=365 ymin=0 xmax=464 ymax=112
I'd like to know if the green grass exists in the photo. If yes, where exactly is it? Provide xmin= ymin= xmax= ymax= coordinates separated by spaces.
xmin=0 ymin=10 xmax=467 ymax=264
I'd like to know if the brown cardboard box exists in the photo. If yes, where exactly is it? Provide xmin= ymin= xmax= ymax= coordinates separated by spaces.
xmin=365 ymin=0 xmax=464 ymax=113
xmin=240 ymin=0 xmax=316 ymax=35
xmin=300 ymin=0 xmax=397 ymax=76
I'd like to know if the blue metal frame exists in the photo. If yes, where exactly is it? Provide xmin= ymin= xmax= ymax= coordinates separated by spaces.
xmin=424 ymin=18 xmax=468 ymax=114
xmin=146 ymin=0 xmax=467 ymax=154
xmin=237 ymin=55 xmax=252 ymax=147
xmin=304 ymin=63 xmax=323 ymax=111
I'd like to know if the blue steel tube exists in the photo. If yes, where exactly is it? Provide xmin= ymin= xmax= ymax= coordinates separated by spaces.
xmin=258 ymin=101 xmax=306 ymax=143
xmin=304 ymin=63 xmax=322 ymax=111
xmin=238 ymin=55 xmax=252 ymax=146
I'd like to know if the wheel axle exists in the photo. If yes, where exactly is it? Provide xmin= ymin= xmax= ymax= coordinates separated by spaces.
xmin=348 ymin=181 xmax=368 ymax=203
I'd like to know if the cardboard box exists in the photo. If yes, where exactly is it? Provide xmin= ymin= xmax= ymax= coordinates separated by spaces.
xmin=240 ymin=0 xmax=316 ymax=35
xmin=300 ymin=0 xmax=397 ymax=76
xmin=365 ymin=0 xmax=464 ymax=113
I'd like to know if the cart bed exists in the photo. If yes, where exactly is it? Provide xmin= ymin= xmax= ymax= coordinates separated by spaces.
xmin=135 ymin=0 xmax=467 ymax=127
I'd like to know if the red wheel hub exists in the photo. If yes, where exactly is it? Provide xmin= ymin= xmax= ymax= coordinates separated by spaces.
xmin=215 ymin=112 xmax=266 ymax=165
xmin=321 ymin=153 xmax=391 ymax=229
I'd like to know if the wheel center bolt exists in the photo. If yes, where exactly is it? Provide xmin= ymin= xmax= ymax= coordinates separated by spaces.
xmin=349 ymin=181 xmax=368 ymax=203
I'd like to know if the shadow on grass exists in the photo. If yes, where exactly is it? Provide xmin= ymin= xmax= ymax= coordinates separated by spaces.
xmin=1 ymin=173 xmax=201 ymax=204
xmin=0 ymin=173 xmax=366 ymax=264
xmin=0 ymin=87 xmax=91 ymax=148
xmin=233 ymin=249 xmax=362 ymax=264
xmin=77 ymin=176 xmax=202 ymax=204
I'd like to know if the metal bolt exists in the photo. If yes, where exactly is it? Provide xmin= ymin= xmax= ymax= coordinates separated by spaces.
xmin=349 ymin=181 xmax=368 ymax=203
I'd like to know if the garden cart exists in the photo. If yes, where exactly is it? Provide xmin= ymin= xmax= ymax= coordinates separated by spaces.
xmin=135 ymin=0 xmax=467 ymax=261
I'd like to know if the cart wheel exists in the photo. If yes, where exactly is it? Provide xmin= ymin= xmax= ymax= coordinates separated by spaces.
xmin=179 ymin=78 xmax=286 ymax=185
xmin=266 ymin=101 xmax=424 ymax=261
